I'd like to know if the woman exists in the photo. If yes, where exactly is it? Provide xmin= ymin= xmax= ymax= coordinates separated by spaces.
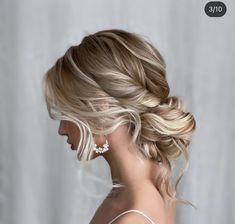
xmin=42 ymin=29 xmax=196 ymax=224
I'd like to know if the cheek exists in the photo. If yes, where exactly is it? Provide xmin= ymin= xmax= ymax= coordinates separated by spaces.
xmin=70 ymin=126 xmax=80 ymax=145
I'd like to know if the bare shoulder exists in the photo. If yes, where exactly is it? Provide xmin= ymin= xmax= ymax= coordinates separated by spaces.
xmin=113 ymin=212 xmax=155 ymax=224
xmin=126 ymin=184 xmax=175 ymax=224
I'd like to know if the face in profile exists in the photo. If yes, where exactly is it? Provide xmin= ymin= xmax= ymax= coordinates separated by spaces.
xmin=58 ymin=120 xmax=80 ymax=151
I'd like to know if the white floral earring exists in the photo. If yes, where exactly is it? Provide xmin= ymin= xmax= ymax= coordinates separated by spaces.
xmin=93 ymin=136 xmax=109 ymax=154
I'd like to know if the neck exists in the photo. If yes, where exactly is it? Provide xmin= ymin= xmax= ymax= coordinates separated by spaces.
xmin=102 ymin=135 xmax=159 ymax=190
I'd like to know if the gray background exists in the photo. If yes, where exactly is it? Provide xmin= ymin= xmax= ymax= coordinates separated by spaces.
xmin=0 ymin=0 xmax=234 ymax=223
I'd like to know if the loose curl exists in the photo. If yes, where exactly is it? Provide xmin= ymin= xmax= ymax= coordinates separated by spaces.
xmin=42 ymin=29 xmax=196 ymax=207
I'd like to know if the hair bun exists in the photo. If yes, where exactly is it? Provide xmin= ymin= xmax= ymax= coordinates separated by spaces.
xmin=140 ymin=95 xmax=196 ymax=159
xmin=163 ymin=96 xmax=185 ymax=111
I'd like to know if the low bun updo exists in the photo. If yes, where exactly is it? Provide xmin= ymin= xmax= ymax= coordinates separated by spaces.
xmin=139 ymin=95 xmax=196 ymax=206
xmin=42 ymin=28 xmax=196 ymax=207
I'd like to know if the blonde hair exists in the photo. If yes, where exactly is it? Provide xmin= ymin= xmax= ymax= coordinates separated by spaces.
xmin=42 ymin=29 xmax=196 ymax=207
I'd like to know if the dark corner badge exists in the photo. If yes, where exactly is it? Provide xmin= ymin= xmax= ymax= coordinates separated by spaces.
xmin=204 ymin=1 xmax=227 ymax=17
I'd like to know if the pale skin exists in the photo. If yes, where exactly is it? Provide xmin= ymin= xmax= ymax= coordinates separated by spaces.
xmin=58 ymin=120 xmax=176 ymax=224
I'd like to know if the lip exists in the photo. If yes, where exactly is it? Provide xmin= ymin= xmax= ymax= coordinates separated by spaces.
xmin=70 ymin=144 xmax=75 ymax=150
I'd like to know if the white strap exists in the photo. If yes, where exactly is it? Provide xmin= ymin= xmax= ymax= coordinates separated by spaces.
xmin=107 ymin=209 xmax=156 ymax=224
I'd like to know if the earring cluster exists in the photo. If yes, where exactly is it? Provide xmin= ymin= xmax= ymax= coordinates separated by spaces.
xmin=93 ymin=137 xmax=109 ymax=154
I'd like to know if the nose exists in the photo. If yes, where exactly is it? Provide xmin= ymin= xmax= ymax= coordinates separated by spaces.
xmin=58 ymin=120 xmax=67 ymax=136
